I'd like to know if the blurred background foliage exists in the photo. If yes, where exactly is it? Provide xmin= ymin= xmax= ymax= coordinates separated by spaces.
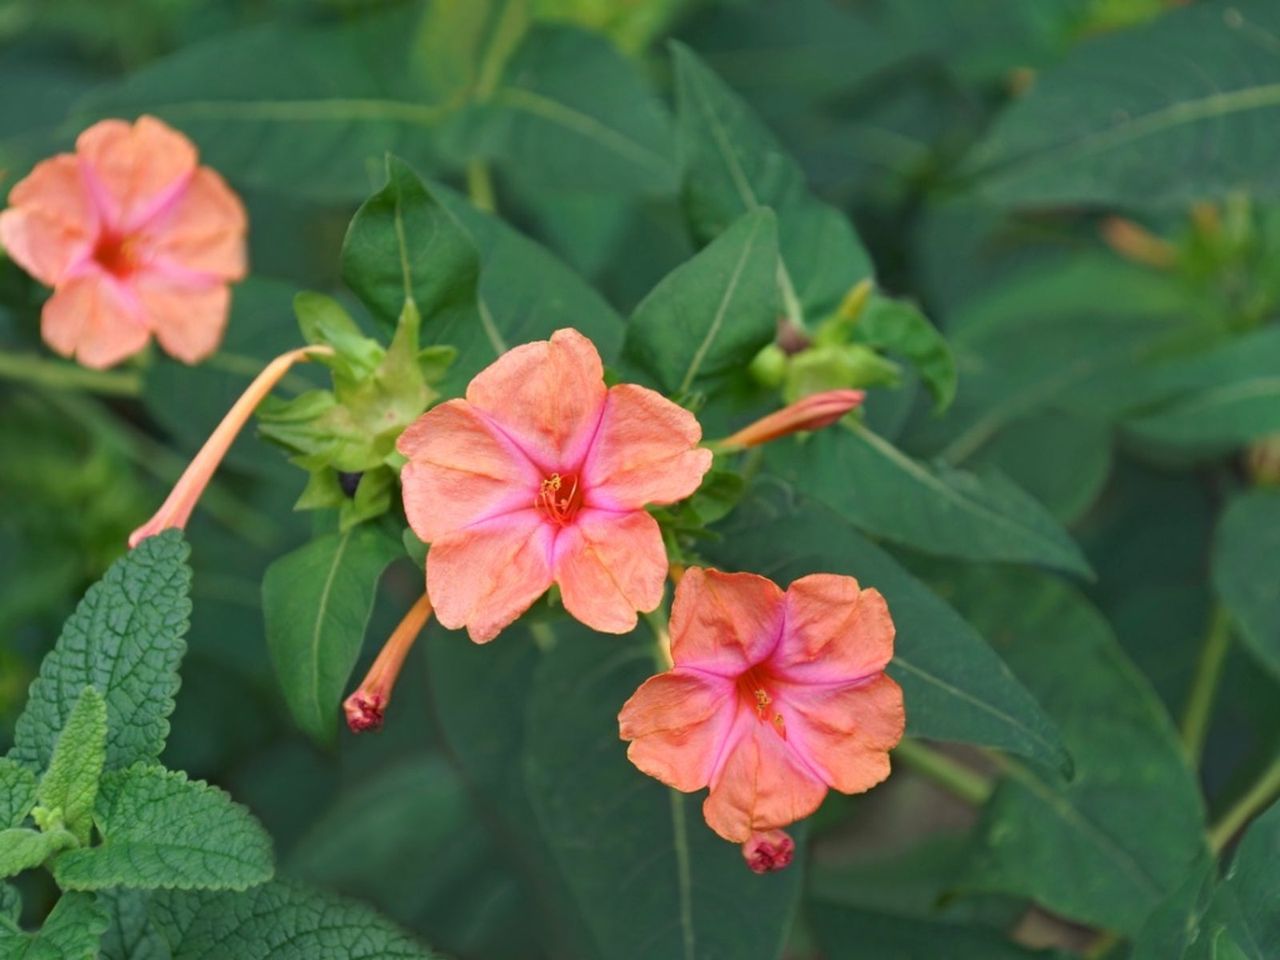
xmin=2 ymin=1 xmax=1280 ymax=958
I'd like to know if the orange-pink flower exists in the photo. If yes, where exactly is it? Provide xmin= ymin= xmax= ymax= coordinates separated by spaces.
xmin=619 ymin=568 xmax=905 ymax=843
xmin=397 ymin=328 xmax=713 ymax=643
xmin=0 ymin=116 xmax=247 ymax=369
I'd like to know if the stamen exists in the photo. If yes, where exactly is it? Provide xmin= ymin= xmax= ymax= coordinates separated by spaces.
xmin=536 ymin=472 xmax=582 ymax=526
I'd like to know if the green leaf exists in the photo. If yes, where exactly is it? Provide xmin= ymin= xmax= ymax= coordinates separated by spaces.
xmin=0 ymin=762 xmax=35 ymax=830
xmin=949 ymin=569 xmax=1207 ymax=934
xmin=0 ymin=892 xmax=107 ymax=960
xmin=0 ymin=828 xmax=75 ymax=880
xmin=485 ymin=25 xmax=677 ymax=195
xmin=1213 ymin=491 xmax=1280 ymax=680
xmin=621 ymin=208 xmax=779 ymax=396
xmin=1212 ymin=798 xmax=1280 ymax=959
xmin=852 ymin=296 xmax=956 ymax=412
xmin=671 ymin=42 xmax=872 ymax=320
xmin=417 ymin=0 xmax=530 ymax=105
xmin=262 ymin=525 xmax=402 ymax=744
xmin=9 ymin=531 xmax=191 ymax=775
xmin=970 ymin=0 xmax=1280 ymax=208
xmin=808 ymin=901 xmax=1060 ymax=960
xmin=765 ymin=424 xmax=1091 ymax=576
xmin=35 ymin=687 xmax=107 ymax=846
xmin=342 ymin=157 xmax=482 ymax=337
xmin=100 ymin=882 xmax=437 ymax=960
xmin=708 ymin=484 xmax=1071 ymax=772
xmin=53 ymin=764 xmax=273 ymax=892
xmin=524 ymin=622 xmax=804 ymax=960
xmin=1130 ymin=858 xmax=1218 ymax=960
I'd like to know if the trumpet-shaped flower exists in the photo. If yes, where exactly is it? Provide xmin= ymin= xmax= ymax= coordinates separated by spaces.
xmin=398 ymin=328 xmax=713 ymax=643
xmin=619 ymin=568 xmax=904 ymax=843
xmin=0 ymin=116 xmax=246 ymax=369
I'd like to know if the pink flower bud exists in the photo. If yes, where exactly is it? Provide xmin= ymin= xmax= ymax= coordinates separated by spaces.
xmin=343 ymin=593 xmax=433 ymax=735
xmin=716 ymin=389 xmax=864 ymax=451
xmin=741 ymin=829 xmax=795 ymax=874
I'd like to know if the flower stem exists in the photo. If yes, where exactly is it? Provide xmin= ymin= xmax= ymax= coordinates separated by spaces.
xmin=1179 ymin=605 xmax=1232 ymax=767
xmin=467 ymin=160 xmax=497 ymax=213
xmin=1208 ymin=753 xmax=1280 ymax=853
xmin=893 ymin=739 xmax=993 ymax=806
xmin=0 ymin=350 xmax=142 ymax=396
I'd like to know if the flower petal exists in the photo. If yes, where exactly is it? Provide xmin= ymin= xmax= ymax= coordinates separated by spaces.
xmin=134 ymin=276 xmax=229 ymax=364
xmin=555 ymin=509 xmax=667 ymax=634
xmin=582 ymin=383 xmax=713 ymax=510
xmin=775 ymin=574 xmax=895 ymax=684
xmin=426 ymin=509 xmax=554 ymax=644
xmin=669 ymin=568 xmax=785 ymax=675
xmin=77 ymin=116 xmax=197 ymax=232
xmin=0 ymin=155 xmax=96 ymax=285
xmin=465 ymin=327 xmax=606 ymax=471
xmin=398 ymin=399 xmax=541 ymax=543
xmin=143 ymin=167 xmax=247 ymax=281
xmin=777 ymin=674 xmax=904 ymax=795
xmin=703 ymin=709 xmax=828 ymax=843
xmin=618 ymin=669 xmax=735 ymax=793
xmin=41 ymin=272 xmax=148 ymax=370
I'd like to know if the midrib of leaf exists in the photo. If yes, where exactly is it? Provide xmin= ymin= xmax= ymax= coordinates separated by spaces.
xmin=845 ymin=422 xmax=1077 ymax=565
xmin=890 ymin=658 xmax=1063 ymax=766
xmin=492 ymin=87 xmax=672 ymax=176
xmin=307 ymin=530 xmax=352 ymax=727
xmin=1139 ymin=376 xmax=1280 ymax=417
xmin=477 ymin=297 xmax=507 ymax=356
xmin=677 ymin=216 xmax=762 ymax=394
xmin=668 ymin=789 xmax=696 ymax=960
xmin=392 ymin=186 xmax=414 ymax=310
xmin=75 ymin=98 xmax=452 ymax=126
xmin=984 ymin=82 xmax=1280 ymax=187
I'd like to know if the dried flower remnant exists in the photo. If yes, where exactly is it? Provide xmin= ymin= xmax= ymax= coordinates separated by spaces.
xmin=0 ymin=116 xmax=247 ymax=368
xmin=344 ymin=593 xmax=433 ymax=734
xmin=741 ymin=829 xmax=795 ymax=874
xmin=397 ymin=328 xmax=712 ymax=643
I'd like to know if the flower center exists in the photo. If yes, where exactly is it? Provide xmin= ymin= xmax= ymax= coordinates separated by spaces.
xmin=93 ymin=232 xmax=141 ymax=278
xmin=738 ymin=666 xmax=786 ymax=740
xmin=536 ymin=472 xmax=584 ymax=526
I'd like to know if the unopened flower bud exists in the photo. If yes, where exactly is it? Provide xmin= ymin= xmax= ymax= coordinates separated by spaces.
xmin=714 ymin=389 xmax=864 ymax=452
xmin=1100 ymin=217 xmax=1176 ymax=269
xmin=741 ymin=829 xmax=795 ymax=874
xmin=343 ymin=593 xmax=433 ymax=734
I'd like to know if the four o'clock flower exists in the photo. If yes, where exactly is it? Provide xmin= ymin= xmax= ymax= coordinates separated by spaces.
xmin=397 ymin=327 xmax=713 ymax=644
xmin=0 ymin=115 xmax=247 ymax=369
xmin=619 ymin=568 xmax=905 ymax=843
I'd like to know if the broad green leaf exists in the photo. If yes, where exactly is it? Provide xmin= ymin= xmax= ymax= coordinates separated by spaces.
xmin=9 ymin=531 xmax=191 ymax=775
xmin=1130 ymin=858 xmax=1218 ymax=960
xmin=949 ymin=569 xmax=1206 ymax=934
xmin=35 ymin=686 xmax=106 ymax=846
xmin=0 ymin=892 xmax=106 ymax=960
xmin=1213 ymin=491 xmax=1280 ymax=680
xmin=78 ymin=8 xmax=448 ymax=201
xmin=53 ymin=764 xmax=273 ymax=892
xmin=431 ymin=180 xmax=625 ymax=380
xmin=0 ymin=884 xmax=16 ymax=924
xmin=0 ymin=761 xmax=35 ymax=830
xmin=342 ymin=157 xmax=482 ymax=337
xmin=808 ymin=901 xmax=1059 ymax=960
xmin=524 ymin=622 xmax=805 ymax=960
xmin=1217 ymin=798 xmax=1280 ymax=958
xmin=970 ymin=1 xmax=1280 ymax=207
xmin=262 ymin=525 xmax=402 ymax=744
xmin=485 ymin=25 xmax=677 ymax=195
xmin=289 ymin=758 xmax=543 ymax=960
xmin=621 ymin=208 xmax=778 ymax=395
xmin=707 ymin=484 xmax=1070 ymax=772
xmin=0 ymin=828 xmax=74 ymax=880
xmin=1123 ymin=327 xmax=1280 ymax=452
xmin=671 ymin=42 xmax=872 ymax=320
xmin=765 ymin=424 xmax=1091 ymax=576
xmin=852 ymin=296 xmax=956 ymax=412
xmin=99 ymin=882 xmax=436 ymax=960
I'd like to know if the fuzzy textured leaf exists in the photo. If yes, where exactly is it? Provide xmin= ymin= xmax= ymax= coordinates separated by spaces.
xmin=0 ymin=892 xmax=107 ymax=960
xmin=36 ymin=686 xmax=107 ymax=846
xmin=0 ymin=762 xmax=35 ymax=830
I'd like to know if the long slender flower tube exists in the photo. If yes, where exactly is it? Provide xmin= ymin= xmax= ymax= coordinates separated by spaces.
xmin=397 ymin=328 xmax=713 ymax=643
xmin=619 ymin=568 xmax=904 ymax=844
xmin=0 ymin=116 xmax=247 ymax=369
xmin=713 ymin=389 xmax=864 ymax=452
xmin=128 ymin=346 xmax=331 ymax=547
xmin=344 ymin=593 xmax=433 ymax=733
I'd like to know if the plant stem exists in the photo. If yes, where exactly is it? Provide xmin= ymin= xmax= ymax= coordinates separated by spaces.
xmin=893 ymin=739 xmax=993 ymax=806
xmin=0 ymin=350 xmax=142 ymax=396
xmin=1179 ymin=605 xmax=1232 ymax=766
xmin=1208 ymin=753 xmax=1280 ymax=853
xmin=466 ymin=160 xmax=497 ymax=213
